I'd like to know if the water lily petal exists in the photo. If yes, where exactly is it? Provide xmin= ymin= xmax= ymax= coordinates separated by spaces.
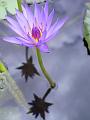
xmin=43 ymin=30 xmax=59 ymax=43
xmin=51 ymin=17 xmax=68 ymax=35
xmin=3 ymin=37 xmax=34 ymax=47
xmin=3 ymin=37 xmax=25 ymax=45
xmin=39 ymin=9 xmax=46 ymax=31
xmin=22 ymin=4 xmax=27 ymax=18
xmin=46 ymin=18 xmax=59 ymax=38
xmin=44 ymin=1 xmax=48 ymax=21
xmin=23 ymin=4 xmax=34 ymax=29
xmin=47 ymin=9 xmax=54 ymax=30
xmin=39 ymin=30 xmax=47 ymax=42
xmin=6 ymin=16 xmax=26 ymax=38
xmin=34 ymin=3 xmax=40 ymax=25
xmin=38 ymin=44 xmax=49 ymax=52
xmin=46 ymin=17 xmax=68 ymax=39
xmin=15 ymin=9 xmax=31 ymax=34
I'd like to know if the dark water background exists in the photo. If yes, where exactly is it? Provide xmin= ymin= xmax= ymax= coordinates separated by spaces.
xmin=0 ymin=0 xmax=90 ymax=120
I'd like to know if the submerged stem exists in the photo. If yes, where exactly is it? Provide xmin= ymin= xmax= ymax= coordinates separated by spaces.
xmin=42 ymin=88 xmax=52 ymax=100
xmin=25 ymin=47 xmax=29 ymax=61
xmin=36 ymin=48 xmax=56 ymax=88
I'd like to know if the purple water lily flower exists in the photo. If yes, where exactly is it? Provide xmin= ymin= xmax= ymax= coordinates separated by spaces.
xmin=3 ymin=2 xmax=67 ymax=52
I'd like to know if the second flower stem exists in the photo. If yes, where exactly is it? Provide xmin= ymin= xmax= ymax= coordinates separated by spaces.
xmin=25 ymin=47 xmax=29 ymax=61
xmin=36 ymin=48 xmax=56 ymax=88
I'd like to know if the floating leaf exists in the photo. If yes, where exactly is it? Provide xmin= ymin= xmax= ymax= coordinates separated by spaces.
xmin=17 ymin=56 xmax=40 ymax=82
xmin=0 ymin=0 xmax=18 ymax=20
xmin=0 ymin=0 xmax=46 ymax=20
xmin=83 ymin=2 xmax=90 ymax=55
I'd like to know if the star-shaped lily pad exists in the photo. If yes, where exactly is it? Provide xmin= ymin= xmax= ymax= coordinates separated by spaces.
xmin=27 ymin=94 xmax=53 ymax=120
xmin=17 ymin=56 xmax=40 ymax=82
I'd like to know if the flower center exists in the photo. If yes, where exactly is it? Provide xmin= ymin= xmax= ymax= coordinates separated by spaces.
xmin=32 ymin=27 xmax=41 ymax=43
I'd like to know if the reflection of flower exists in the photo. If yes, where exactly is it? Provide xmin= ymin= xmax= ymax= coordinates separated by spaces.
xmin=0 ymin=0 xmax=18 ymax=19
xmin=3 ymin=2 xmax=67 ymax=52
xmin=27 ymin=94 xmax=53 ymax=120
xmin=17 ymin=56 xmax=40 ymax=82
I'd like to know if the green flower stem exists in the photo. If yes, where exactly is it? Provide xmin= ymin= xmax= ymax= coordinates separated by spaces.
xmin=36 ymin=48 xmax=56 ymax=88
xmin=0 ymin=61 xmax=29 ymax=111
xmin=17 ymin=0 xmax=22 ymax=12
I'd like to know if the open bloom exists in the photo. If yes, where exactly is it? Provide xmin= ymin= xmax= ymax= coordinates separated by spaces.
xmin=3 ymin=2 xmax=67 ymax=52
